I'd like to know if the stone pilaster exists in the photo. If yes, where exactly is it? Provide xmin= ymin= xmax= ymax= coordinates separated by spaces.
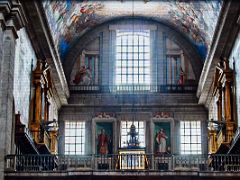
xmin=0 ymin=1 xmax=26 ymax=180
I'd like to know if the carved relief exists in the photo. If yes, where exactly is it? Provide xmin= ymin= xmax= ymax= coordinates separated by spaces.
xmin=153 ymin=112 xmax=172 ymax=119
xmin=95 ymin=112 xmax=115 ymax=119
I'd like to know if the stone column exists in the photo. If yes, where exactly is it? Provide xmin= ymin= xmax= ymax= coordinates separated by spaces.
xmin=0 ymin=1 xmax=26 ymax=179
xmin=0 ymin=29 xmax=16 ymax=180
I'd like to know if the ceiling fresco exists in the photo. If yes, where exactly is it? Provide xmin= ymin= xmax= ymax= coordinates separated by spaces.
xmin=42 ymin=0 xmax=222 ymax=61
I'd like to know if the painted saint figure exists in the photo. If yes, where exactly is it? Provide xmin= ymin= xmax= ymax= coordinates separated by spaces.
xmin=97 ymin=129 xmax=109 ymax=155
xmin=156 ymin=128 xmax=168 ymax=153
xmin=73 ymin=65 xmax=92 ymax=85
xmin=178 ymin=67 xmax=185 ymax=85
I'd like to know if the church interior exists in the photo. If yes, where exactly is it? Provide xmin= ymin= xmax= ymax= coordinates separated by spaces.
xmin=0 ymin=0 xmax=240 ymax=180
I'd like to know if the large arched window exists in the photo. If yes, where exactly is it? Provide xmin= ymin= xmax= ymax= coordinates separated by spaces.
xmin=115 ymin=30 xmax=150 ymax=86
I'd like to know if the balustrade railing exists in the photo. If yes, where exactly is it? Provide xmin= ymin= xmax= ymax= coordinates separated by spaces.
xmin=5 ymin=154 xmax=240 ymax=172
xmin=69 ymin=85 xmax=197 ymax=94
xmin=15 ymin=125 xmax=35 ymax=142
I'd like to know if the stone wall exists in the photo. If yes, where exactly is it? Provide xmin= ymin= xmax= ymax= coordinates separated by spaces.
xmin=64 ymin=18 xmax=202 ymax=82
xmin=229 ymin=32 xmax=240 ymax=127
xmin=13 ymin=28 xmax=37 ymax=126
xmin=59 ymin=93 xmax=208 ymax=155
xmin=60 ymin=19 xmax=207 ymax=156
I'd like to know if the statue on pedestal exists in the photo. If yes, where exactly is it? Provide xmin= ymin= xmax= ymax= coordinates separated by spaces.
xmin=127 ymin=124 xmax=140 ymax=148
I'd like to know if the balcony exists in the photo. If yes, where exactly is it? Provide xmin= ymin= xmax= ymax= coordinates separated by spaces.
xmin=5 ymin=154 xmax=240 ymax=173
xmin=69 ymin=85 xmax=197 ymax=94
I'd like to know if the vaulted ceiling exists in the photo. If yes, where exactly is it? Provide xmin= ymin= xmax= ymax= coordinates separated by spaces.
xmin=42 ymin=0 xmax=222 ymax=61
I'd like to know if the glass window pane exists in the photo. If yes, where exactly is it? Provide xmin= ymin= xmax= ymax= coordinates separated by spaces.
xmin=128 ymin=46 xmax=133 ymax=52
xmin=122 ymin=36 xmax=127 ymax=45
xmin=134 ymin=53 xmax=138 ymax=59
xmin=122 ymin=46 xmax=127 ymax=52
xmin=76 ymin=137 xmax=82 ymax=144
xmin=115 ymin=30 xmax=150 ymax=87
xmin=180 ymin=121 xmax=202 ymax=155
xmin=116 ymin=60 xmax=121 ymax=67
xmin=139 ymin=61 xmax=144 ymax=66
xmin=139 ymin=75 xmax=144 ymax=83
xmin=116 ymin=53 xmax=121 ymax=60
xmin=139 ymin=68 xmax=144 ymax=74
xmin=65 ymin=129 xmax=70 ymax=136
xmin=122 ymin=76 xmax=127 ymax=83
xmin=133 ymin=75 xmax=138 ymax=82
xmin=139 ymin=36 xmax=144 ymax=44
xmin=117 ymin=46 xmax=121 ymax=52
xmin=122 ymin=61 xmax=127 ymax=67
xmin=128 ymin=68 xmax=133 ymax=74
xmin=122 ymin=68 xmax=127 ymax=74
xmin=69 ymin=130 xmax=75 ymax=136
xmin=145 ymin=53 xmax=150 ymax=59
xmin=145 ymin=75 xmax=150 ymax=83
xmin=184 ymin=122 xmax=190 ymax=128
xmin=128 ymin=76 xmax=133 ymax=83
xmin=116 ymin=37 xmax=121 ymax=45
xmin=144 ymin=37 xmax=150 ymax=45
xmin=65 ymin=121 xmax=85 ymax=155
xmin=144 ymin=60 xmax=150 ymax=67
xmin=139 ymin=53 xmax=144 ymax=59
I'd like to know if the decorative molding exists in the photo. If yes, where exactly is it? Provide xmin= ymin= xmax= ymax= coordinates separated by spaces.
xmin=109 ymin=24 xmax=157 ymax=31
xmin=95 ymin=112 xmax=115 ymax=119
xmin=0 ymin=1 xmax=27 ymax=38
xmin=153 ymin=112 xmax=172 ymax=119
xmin=19 ymin=0 xmax=70 ymax=107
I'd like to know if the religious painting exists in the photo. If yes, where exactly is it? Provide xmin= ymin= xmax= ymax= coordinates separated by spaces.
xmin=96 ymin=122 xmax=113 ymax=155
xmin=42 ymin=0 xmax=222 ymax=60
xmin=71 ymin=52 xmax=99 ymax=85
xmin=42 ymin=0 xmax=104 ymax=57
xmin=154 ymin=122 xmax=171 ymax=154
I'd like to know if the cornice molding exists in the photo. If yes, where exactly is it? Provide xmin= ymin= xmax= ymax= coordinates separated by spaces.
xmin=20 ymin=0 xmax=69 ymax=107
xmin=0 ymin=0 xmax=27 ymax=38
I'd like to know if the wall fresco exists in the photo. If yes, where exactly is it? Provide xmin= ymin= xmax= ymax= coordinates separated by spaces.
xmin=43 ymin=0 xmax=103 ymax=59
xmin=42 ymin=0 xmax=222 ymax=61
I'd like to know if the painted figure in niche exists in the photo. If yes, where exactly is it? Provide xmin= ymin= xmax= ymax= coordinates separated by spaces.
xmin=73 ymin=65 xmax=92 ymax=85
xmin=97 ymin=129 xmax=109 ymax=155
xmin=178 ymin=67 xmax=185 ymax=85
xmin=156 ymin=128 xmax=168 ymax=153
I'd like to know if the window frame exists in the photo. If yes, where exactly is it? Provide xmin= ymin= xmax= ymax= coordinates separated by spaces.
xmin=115 ymin=30 xmax=151 ymax=86
xmin=180 ymin=121 xmax=202 ymax=155
xmin=64 ymin=121 xmax=86 ymax=155
xmin=120 ymin=120 xmax=146 ymax=148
